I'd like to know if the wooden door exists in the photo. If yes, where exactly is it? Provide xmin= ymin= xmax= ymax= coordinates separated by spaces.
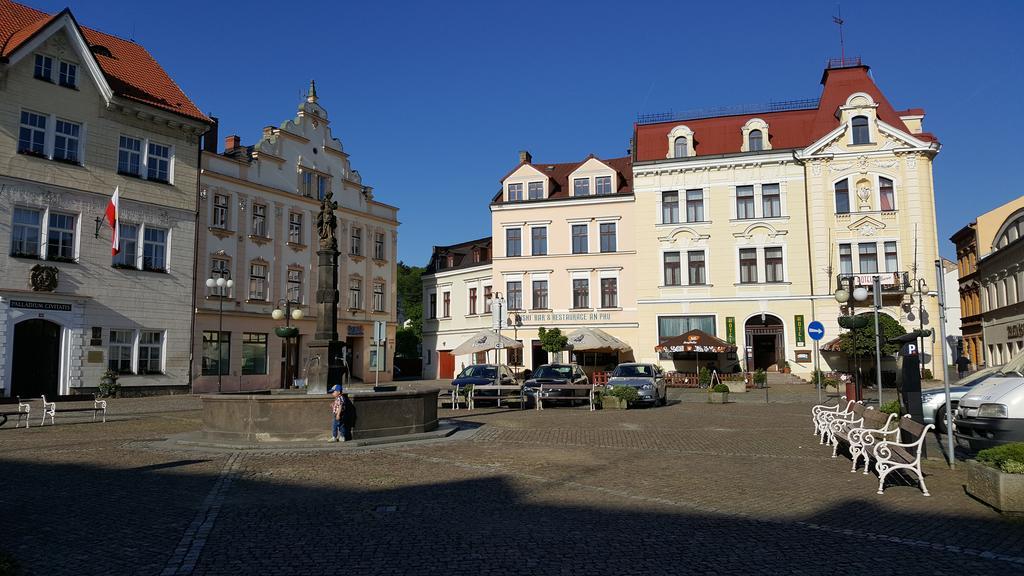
xmin=438 ymin=351 xmax=455 ymax=379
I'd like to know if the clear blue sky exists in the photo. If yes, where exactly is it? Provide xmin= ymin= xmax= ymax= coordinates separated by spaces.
xmin=37 ymin=0 xmax=1024 ymax=265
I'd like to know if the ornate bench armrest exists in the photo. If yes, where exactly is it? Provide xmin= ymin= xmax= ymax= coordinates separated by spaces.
xmin=848 ymin=425 xmax=898 ymax=445
xmin=94 ymin=398 xmax=107 ymax=410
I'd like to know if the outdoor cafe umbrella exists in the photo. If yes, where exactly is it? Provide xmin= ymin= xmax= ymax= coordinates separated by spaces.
xmin=654 ymin=329 xmax=737 ymax=372
xmin=565 ymin=327 xmax=631 ymax=369
xmin=451 ymin=329 xmax=524 ymax=358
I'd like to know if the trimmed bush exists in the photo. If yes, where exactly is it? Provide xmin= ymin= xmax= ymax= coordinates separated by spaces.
xmin=608 ymin=386 xmax=639 ymax=402
xmin=712 ymin=383 xmax=730 ymax=393
xmin=977 ymin=443 xmax=1024 ymax=474
xmin=879 ymin=400 xmax=902 ymax=415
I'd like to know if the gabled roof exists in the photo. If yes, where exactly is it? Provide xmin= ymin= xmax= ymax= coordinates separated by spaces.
xmin=634 ymin=64 xmax=935 ymax=162
xmin=0 ymin=1 xmax=209 ymax=123
xmin=426 ymin=236 xmax=493 ymax=274
xmin=491 ymin=155 xmax=633 ymax=204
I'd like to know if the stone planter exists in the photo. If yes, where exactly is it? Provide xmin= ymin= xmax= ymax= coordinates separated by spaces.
xmin=706 ymin=392 xmax=729 ymax=404
xmin=725 ymin=382 xmax=746 ymax=394
xmin=966 ymin=459 xmax=1024 ymax=514
xmin=601 ymin=396 xmax=629 ymax=410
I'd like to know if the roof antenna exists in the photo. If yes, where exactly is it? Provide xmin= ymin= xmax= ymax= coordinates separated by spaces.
xmin=833 ymin=5 xmax=845 ymax=62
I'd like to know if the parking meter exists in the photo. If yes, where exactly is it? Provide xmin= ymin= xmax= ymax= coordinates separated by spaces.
xmin=891 ymin=333 xmax=925 ymax=456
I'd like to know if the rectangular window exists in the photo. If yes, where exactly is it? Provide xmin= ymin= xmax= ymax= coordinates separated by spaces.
xmin=662 ymin=191 xmax=679 ymax=224
xmin=47 ymin=212 xmax=75 ymax=261
xmin=532 ymin=280 xmax=548 ymax=310
xmin=287 ymin=269 xmax=303 ymax=303
xmin=884 ymin=241 xmax=898 ymax=272
xmin=879 ymin=177 xmax=895 ymax=211
xmin=528 ymin=181 xmax=544 ymax=200
xmin=442 ymin=291 xmax=450 ymax=318
xmin=506 ymin=228 xmax=521 ymax=257
xmin=143 ymin=227 xmax=167 ymax=271
xmin=739 ymin=248 xmax=758 ymax=283
xmin=249 ymin=263 xmax=267 ymax=300
xmin=251 ymin=204 xmax=266 ymax=237
xmin=349 ymin=278 xmax=362 ymax=309
xmin=242 ymin=333 xmax=268 ymax=375
xmin=58 ymin=61 xmax=77 ymax=88
xmin=350 ymin=227 xmax=362 ymax=256
xmin=53 ymin=119 xmax=80 ymax=163
xmin=202 ymin=331 xmax=230 ymax=376
xmin=11 ymin=207 xmax=42 ymax=257
xmin=508 ymin=183 xmax=523 ymax=202
xmin=212 ymin=194 xmax=228 ymax=228
xmin=288 ymin=212 xmax=303 ymax=244
xmin=835 ymin=179 xmax=850 ymax=214
xmin=34 ymin=54 xmax=53 ymax=81
xmin=687 ymin=251 xmax=706 ymax=285
xmin=429 ymin=293 xmax=437 ymax=319
xmin=658 ymin=315 xmax=716 ymax=343
xmin=301 ymin=171 xmax=314 ymax=197
xmin=210 ymin=257 xmax=230 ymax=297
xmin=109 ymin=329 xmax=135 ymax=374
xmin=858 ymin=243 xmax=878 ymax=273
xmin=595 ymin=175 xmax=612 ymax=195
xmin=686 ymin=189 xmax=704 ymax=222
xmin=113 ymin=223 xmax=138 ymax=267
xmin=484 ymin=286 xmax=493 ymax=313
xmin=839 ymin=243 xmax=853 ymax=275
xmin=573 ymin=178 xmax=589 ymax=196
xmin=317 ymin=174 xmax=329 ymax=200
xmin=138 ymin=331 xmax=163 ymax=374
xmin=118 ymin=136 xmax=142 ymax=175
xmin=599 ymin=222 xmax=617 ymax=253
xmin=765 ymin=247 xmax=784 ymax=283
xmin=507 ymin=281 xmax=522 ymax=310
xmin=531 ymin=227 xmax=547 ymax=256
xmin=147 ymin=142 xmax=170 ymax=183
xmin=469 ymin=287 xmax=477 ymax=315
xmin=762 ymin=184 xmax=781 ymax=218
xmin=736 ymin=186 xmax=755 ymax=219
xmin=601 ymin=278 xmax=617 ymax=308
xmin=664 ymin=252 xmax=681 ymax=286
xmin=18 ymin=111 xmax=46 ymax=155
xmin=571 ymin=224 xmax=588 ymax=254
xmin=572 ymin=278 xmax=590 ymax=309
xmin=374 ymin=232 xmax=385 ymax=260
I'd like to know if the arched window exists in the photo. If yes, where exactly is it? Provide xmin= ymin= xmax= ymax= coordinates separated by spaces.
xmin=674 ymin=137 xmax=688 ymax=158
xmin=749 ymin=129 xmax=763 ymax=151
xmin=852 ymin=116 xmax=870 ymax=144
xmin=834 ymin=179 xmax=850 ymax=214
xmin=879 ymin=177 xmax=895 ymax=211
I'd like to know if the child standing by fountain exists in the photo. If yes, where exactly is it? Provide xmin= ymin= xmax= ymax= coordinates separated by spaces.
xmin=329 ymin=385 xmax=349 ymax=442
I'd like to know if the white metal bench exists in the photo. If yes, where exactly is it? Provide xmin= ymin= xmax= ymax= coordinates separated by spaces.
xmin=0 ymin=397 xmax=31 ymax=429
xmin=846 ymin=409 xmax=898 ymax=474
xmin=816 ymin=398 xmax=858 ymax=445
xmin=811 ymin=396 xmax=853 ymax=439
xmin=437 ymin=387 xmax=466 ymax=410
xmin=535 ymin=383 xmax=596 ymax=411
xmin=873 ymin=415 xmax=934 ymax=496
xmin=469 ymin=385 xmax=525 ymax=410
xmin=40 ymin=394 xmax=107 ymax=426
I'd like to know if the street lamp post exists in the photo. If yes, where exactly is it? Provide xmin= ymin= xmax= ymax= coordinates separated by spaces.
xmin=272 ymin=299 xmax=305 ymax=388
xmin=834 ymin=276 xmax=870 ymax=401
xmin=205 ymin=274 xmax=234 ymax=393
xmin=906 ymin=278 xmax=929 ymax=377
xmin=492 ymin=292 xmax=505 ymax=388
xmin=507 ymin=312 xmax=522 ymax=379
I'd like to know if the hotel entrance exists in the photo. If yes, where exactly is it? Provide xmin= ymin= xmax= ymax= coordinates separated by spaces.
xmin=745 ymin=314 xmax=785 ymax=371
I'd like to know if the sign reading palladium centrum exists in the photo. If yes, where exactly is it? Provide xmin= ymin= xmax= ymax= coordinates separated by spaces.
xmin=517 ymin=311 xmax=614 ymax=323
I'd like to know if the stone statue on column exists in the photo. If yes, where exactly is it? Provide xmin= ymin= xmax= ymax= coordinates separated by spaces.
xmin=308 ymin=189 xmax=344 ymax=394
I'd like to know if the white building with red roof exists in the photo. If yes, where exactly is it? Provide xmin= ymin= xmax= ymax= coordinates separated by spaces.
xmin=0 ymin=1 xmax=211 ymax=397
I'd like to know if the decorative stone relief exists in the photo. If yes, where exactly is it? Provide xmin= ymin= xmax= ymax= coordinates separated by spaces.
xmin=811 ymin=161 xmax=823 ymax=177
xmin=906 ymin=154 xmax=918 ymax=169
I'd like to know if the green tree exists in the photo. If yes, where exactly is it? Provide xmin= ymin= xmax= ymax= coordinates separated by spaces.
xmin=537 ymin=327 xmax=567 ymax=359
xmin=839 ymin=312 xmax=907 ymax=360
xmin=396 ymin=261 xmax=425 ymax=337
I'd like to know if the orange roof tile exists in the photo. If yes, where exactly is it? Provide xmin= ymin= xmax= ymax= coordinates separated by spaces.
xmin=0 ymin=0 xmax=209 ymax=123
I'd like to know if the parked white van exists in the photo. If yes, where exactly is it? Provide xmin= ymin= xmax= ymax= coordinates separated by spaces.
xmin=955 ymin=375 xmax=1024 ymax=451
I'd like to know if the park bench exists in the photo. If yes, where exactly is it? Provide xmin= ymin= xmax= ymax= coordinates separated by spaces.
xmin=437 ymin=386 xmax=466 ymax=410
xmin=847 ymin=409 xmax=899 ymax=474
xmin=0 ymin=397 xmax=31 ymax=429
xmin=826 ymin=402 xmax=868 ymax=456
xmin=535 ymin=383 xmax=596 ymax=411
xmin=40 ymin=394 xmax=107 ymax=426
xmin=873 ymin=415 xmax=934 ymax=496
xmin=810 ymin=395 xmax=850 ymax=438
xmin=814 ymin=397 xmax=857 ymax=444
xmin=469 ymin=385 xmax=525 ymax=410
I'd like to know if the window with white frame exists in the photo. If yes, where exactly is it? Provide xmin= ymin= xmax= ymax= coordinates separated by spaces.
xmin=572 ymin=278 xmax=590 ymax=309
xmin=664 ymin=252 xmax=681 ymax=286
xmin=212 ymin=194 xmax=229 ymax=228
xmin=251 ymin=204 xmax=267 ymax=237
xmin=211 ymin=257 xmax=231 ymax=297
xmin=748 ymin=129 xmax=764 ymax=151
xmin=109 ymin=329 xmax=134 ymax=374
xmin=428 ymin=292 xmax=437 ymax=319
xmin=574 ymin=178 xmax=589 ymax=196
xmin=349 ymin=278 xmax=362 ymax=309
xmin=739 ymin=248 xmax=758 ymax=283
xmin=884 ymin=241 xmax=898 ymax=272
xmin=442 ymin=290 xmax=450 ymax=318
xmin=839 ymin=243 xmax=853 ymax=275
xmin=147 ymin=142 xmax=171 ymax=182
xmin=249 ymin=262 xmax=267 ymax=300
xmin=571 ymin=224 xmax=588 ymax=254
xmin=674 ymin=136 xmax=688 ymax=158
xmin=762 ymin=184 xmax=781 ymax=218
xmin=686 ymin=189 xmax=704 ymax=222
xmin=662 ymin=191 xmax=679 ymax=224
xmin=118 ymin=136 xmax=142 ymax=175
xmin=113 ymin=223 xmax=138 ymax=268
xmin=532 ymin=280 xmax=548 ymax=310
xmin=288 ymin=212 xmax=303 ymax=243
xmin=53 ymin=119 xmax=81 ymax=163
xmin=484 ymin=285 xmax=493 ymax=313
xmin=468 ymin=287 xmax=478 ymax=315
xmin=46 ymin=212 xmax=76 ymax=261
xmin=834 ymin=179 xmax=850 ymax=214
xmin=58 ymin=61 xmax=77 ymax=88
xmin=507 ymin=183 xmax=523 ymax=202
xmin=351 ymin=227 xmax=362 ymax=256
xmin=34 ymin=54 xmax=53 ymax=81
xmin=736 ymin=186 xmax=755 ymax=219
xmin=531 ymin=227 xmax=547 ymax=256
xmin=879 ymin=177 xmax=895 ymax=211
xmin=287 ymin=269 xmax=303 ymax=303
xmin=596 ymin=175 xmax=612 ymax=195
xmin=858 ymin=243 xmax=878 ymax=273
xmin=506 ymin=228 xmax=521 ymax=257
xmin=373 ymin=281 xmax=385 ymax=312
xmin=600 ymin=222 xmax=616 ymax=253
xmin=528 ymin=181 xmax=544 ymax=200
xmin=138 ymin=331 xmax=163 ymax=374
xmin=506 ymin=281 xmax=522 ymax=310
xmin=765 ymin=247 xmax=784 ymax=283
xmin=852 ymin=116 xmax=870 ymax=144
xmin=601 ymin=277 xmax=617 ymax=308
xmin=688 ymin=251 xmax=706 ymax=285
xmin=18 ymin=111 xmax=46 ymax=156
xmin=10 ymin=207 xmax=42 ymax=257
xmin=143 ymin=227 xmax=167 ymax=271
xmin=301 ymin=171 xmax=314 ymax=197
xmin=374 ymin=232 xmax=386 ymax=260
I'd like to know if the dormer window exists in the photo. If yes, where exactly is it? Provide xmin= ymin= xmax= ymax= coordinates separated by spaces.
xmin=528 ymin=181 xmax=544 ymax=200
xmin=507 ymin=183 xmax=523 ymax=202
xmin=436 ymin=254 xmax=447 ymax=270
xmin=446 ymin=254 xmax=455 ymax=268
xmin=674 ymin=137 xmax=688 ymax=158
xmin=667 ymin=126 xmax=694 ymax=159
xmin=748 ymin=130 xmax=763 ymax=151
xmin=472 ymin=248 xmax=481 ymax=263
xmin=596 ymin=175 xmax=612 ymax=195
xmin=852 ymin=116 xmax=870 ymax=144
xmin=573 ymin=178 xmax=589 ymax=196
xmin=741 ymin=119 xmax=771 ymax=152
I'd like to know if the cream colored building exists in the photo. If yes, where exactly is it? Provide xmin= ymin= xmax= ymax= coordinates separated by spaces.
xmin=194 ymin=84 xmax=398 ymax=392
xmin=632 ymin=62 xmax=943 ymax=377
xmin=0 ymin=4 xmax=210 ymax=396
xmin=970 ymin=195 xmax=1024 ymax=365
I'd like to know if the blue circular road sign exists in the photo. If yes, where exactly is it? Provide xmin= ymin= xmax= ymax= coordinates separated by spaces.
xmin=807 ymin=321 xmax=825 ymax=341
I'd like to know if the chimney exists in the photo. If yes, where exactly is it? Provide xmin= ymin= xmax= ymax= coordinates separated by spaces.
xmin=519 ymin=150 xmax=532 ymax=164
xmin=224 ymin=135 xmax=241 ymax=151
xmin=202 ymin=116 xmax=219 ymax=153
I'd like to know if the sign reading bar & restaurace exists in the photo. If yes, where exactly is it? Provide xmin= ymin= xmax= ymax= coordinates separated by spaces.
xmin=10 ymin=300 xmax=72 ymax=312
xmin=517 ymin=312 xmax=613 ymax=323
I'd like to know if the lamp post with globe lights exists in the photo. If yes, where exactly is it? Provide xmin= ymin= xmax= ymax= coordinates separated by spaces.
xmin=271 ymin=300 xmax=305 ymax=388
xmin=205 ymin=274 xmax=234 ymax=393
xmin=834 ymin=277 xmax=871 ymax=401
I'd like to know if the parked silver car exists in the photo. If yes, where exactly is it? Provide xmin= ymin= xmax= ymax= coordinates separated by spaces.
xmin=921 ymin=366 xmax=1002 ymax=433
xmin=524 ymin=364 xmax=589 ymax=404
xmin=607 ymin=363 xmax=668 ymax=406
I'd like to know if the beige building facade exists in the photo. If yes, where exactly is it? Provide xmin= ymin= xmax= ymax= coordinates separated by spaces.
xmin=971 ymin=196 xmax=1024 ymax=365
xmin=194 ymin=84 xmax=398 ymax=392
xmin=0 ymin=4 xmax=210 ymax=396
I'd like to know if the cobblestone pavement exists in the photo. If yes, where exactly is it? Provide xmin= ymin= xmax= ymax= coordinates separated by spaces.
xmin=1 ymin=394 xmax=1021 ymax=575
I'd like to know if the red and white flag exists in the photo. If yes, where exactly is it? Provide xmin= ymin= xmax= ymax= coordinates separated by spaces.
xmin=105 ymin=187 xmax=120 ymax=256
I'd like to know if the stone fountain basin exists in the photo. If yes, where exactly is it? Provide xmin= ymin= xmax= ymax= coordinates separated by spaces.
xmin=201 ymin=388 xmax=439 ymax=442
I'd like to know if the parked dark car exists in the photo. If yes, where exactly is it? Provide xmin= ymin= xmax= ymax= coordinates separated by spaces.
xmin=606 ymin=363 xmax=668 ymax=406
xmin=524 ymin=364 xmax=589 ymax=405
xmin=452 ymin=364 xmax=516 ymax=398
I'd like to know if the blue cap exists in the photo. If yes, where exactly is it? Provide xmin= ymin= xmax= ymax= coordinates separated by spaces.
xmin=329 ymin=385 xmax=343 ymax=393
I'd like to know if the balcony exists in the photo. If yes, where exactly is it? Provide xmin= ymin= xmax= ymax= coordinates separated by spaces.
xmin=834 ymin=271 xmax=909 ymax=295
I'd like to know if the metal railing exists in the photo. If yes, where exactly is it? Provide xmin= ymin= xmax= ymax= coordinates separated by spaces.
xmin=834 ymin=271 xmax=909 ymax=293
xmin=826 ymin=56 xmax=862 ymax=69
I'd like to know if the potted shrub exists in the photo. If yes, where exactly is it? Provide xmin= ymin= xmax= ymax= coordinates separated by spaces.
xmin=781 ymin=360 xmax=791 ymax=374
xmin=966 ymin=443 xmax=1024 ymax=514
xmin=603 ymin=385 xmax=638 ymax=410
xmin=707 ymin=383 xmax=730 ymax=404
xmin=753 ymin=369 xmax=767 ymax=388
xmin=98 ymin=369 xmax=120 ymax=398
xmin=698 ymin=367 xmax=711 ymax=388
